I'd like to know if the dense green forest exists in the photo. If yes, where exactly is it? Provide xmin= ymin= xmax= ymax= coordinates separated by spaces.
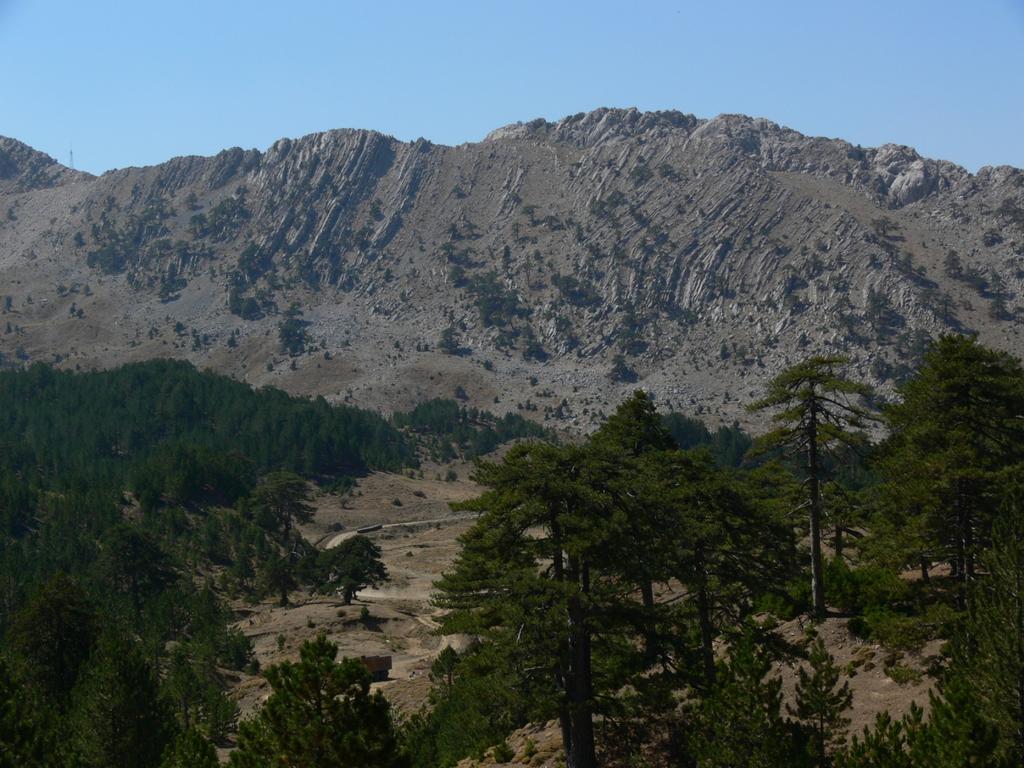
xmin=0 ymin=360 xmax=557 ymax=767
xmin=2 ymin=336 xmax=1024 ymax=767
xmin=392 ymin=398 xmax=550 ymax=461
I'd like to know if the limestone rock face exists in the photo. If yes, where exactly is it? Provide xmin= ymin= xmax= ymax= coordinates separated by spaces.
xmin=0 ymin=108 xmax=1022 ymax=430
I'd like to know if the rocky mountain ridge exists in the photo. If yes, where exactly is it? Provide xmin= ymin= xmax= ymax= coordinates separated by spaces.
xmin=1 ymin=107 xmax=1022 ymax=430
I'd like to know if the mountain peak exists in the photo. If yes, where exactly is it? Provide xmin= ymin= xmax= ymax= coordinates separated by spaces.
xmin=0 ymin=136 xmax=89 ymax=193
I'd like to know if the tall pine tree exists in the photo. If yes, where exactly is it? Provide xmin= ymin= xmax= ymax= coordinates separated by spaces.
xmin=749 ymin=356 xmax=874 ymax=619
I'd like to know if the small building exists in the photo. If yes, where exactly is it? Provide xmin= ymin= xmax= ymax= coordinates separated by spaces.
xmin=360 ymin=655 xmax=392 ymax=682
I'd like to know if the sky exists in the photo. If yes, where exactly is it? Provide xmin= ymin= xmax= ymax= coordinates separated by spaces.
xmin=1 ymin=1 xmax=1022 ymax=175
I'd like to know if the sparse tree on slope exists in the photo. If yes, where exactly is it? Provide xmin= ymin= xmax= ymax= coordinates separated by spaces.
xmin=789 ymin=637 xmax=853 ymax=767
xmin=749 ymin=356 xmax=874 ymax=620
xmin=317 ymin=534 xmax=388 ymax=605
xmin=690 ymin=633 xmax=797 ymax=768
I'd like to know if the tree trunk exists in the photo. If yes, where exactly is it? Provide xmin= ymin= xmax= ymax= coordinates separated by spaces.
xmin=564 ymin=561 xmax=597 ymax=768
xmin=955 ymin=485 xmax=968 ymax=611
xmin=834 ymin=524 xmax=844 ymax=562
xmin=696 ymin=576 xmax=716 ymax=688
xmin=920 ymin=558 xmax=931 ymax=584
xmin=641 ymin=579 xmax=657 ymax=665
xmin=808 ymin=407 xmax=826 ymax=620
xmin=1014 ymin=542 xmax=1024 ymax=761
xmin=343 ymin=587 xmax=353 ymax=605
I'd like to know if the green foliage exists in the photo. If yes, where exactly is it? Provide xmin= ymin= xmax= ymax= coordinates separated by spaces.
xmin=434 ymin=393 xmax=799 ymax=767
xmin=9 ymin=572 xmax=98 ymax=707
xmin=0 ymin=360 xmax=415 ymax=484
xmin=551 ymin=273 xmax=602 ymax=308
xmin=789 ymin=637 xmax=853 ymax=766
xmin=662 ymin=411 xmax=753 ymax=467
xmin=86 ymin=197 xmax=174 ymax=275
xmin=609 ymin=353 xmax=638 ymax=383
xmin=466 ymin=270 xmax=528 ymax=328
xmin=229 ymin=635 xmax=406 ymax=768
xmin=824 ymin=558 xmax=910 ymax=615
xmin=0 ymin=658 xmax=52 ymax=768
xmin=749 ymin=356 xmax=875 ymax=618
xmin=250 ymin=470 xmax=314 ymax=540
xmin=847 ymin=610 xmax=931 ymax=652
xmin=689 ymin=634 xmax=799 ymax=768
xmin=278 ymin=304 xmax=309 ymax=356
xmin=69 ymin=634 xmax=176 ymax=768
xmin=947 ymin=486 xmax=1024 ymax=761
xmin=99 ymin=523 xmax=178 ymax=624
xmin=160 ymin=729 xmax=219 ymax=768
xmin=438 ymin=324 xmax=460 ymax=355
xmin=192 ymin=189 xmax=251 ymax=242
xmin=314 ymin=535 xmax=389 ymax=604
xmin=403 ymin=645 xmax=529 ymax=768
xmin=874 ymin=335 xmax=1024 ymax=599
xmin=260 ymin=554 xmax=297 ymax=606
xmin=392 ymin=398 xmax=548 ymax=460
xmin=491 ymin=741 xmax=514 ymax=762
xmin=836 ymin=708 xmax=926 ymax=768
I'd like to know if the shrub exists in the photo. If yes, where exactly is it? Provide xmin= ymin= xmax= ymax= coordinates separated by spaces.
xmin=825 ymin=559 xmax=909 ymax=614
xmin=492 ymin=741 xmax=515 ymax=762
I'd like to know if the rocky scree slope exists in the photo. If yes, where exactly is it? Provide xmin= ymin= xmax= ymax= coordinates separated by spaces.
xmin=1 ymin=108 xmax=1022 ymax=430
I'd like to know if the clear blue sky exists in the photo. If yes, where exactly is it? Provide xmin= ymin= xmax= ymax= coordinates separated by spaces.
xmin=1 ymin=0 xmax=1021 ymax=175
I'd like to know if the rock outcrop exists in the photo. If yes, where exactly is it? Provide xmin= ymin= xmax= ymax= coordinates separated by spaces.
xmin=1 ymin=108 xmax=1022 ymax=429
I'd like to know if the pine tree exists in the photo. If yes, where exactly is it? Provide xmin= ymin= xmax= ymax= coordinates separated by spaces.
xmin=878 ymin=335 xmax=1024 ymax=607
xmin=260 ymin=554 xmax=297 ymax=606
xmin=835 ymin=708 xmax=924 ymax=768
xmin=836 ymin=684 xmax=1001 ymax=767
xmin=430 ymin=646 xmax=460 ymax=691
xmin=0 ymin=659 xmax=52 ymax=768
xmin=689 ymin=633 xmax=798 ymax=768
xmin=69 ymin=634 xmax=175 ymax=768
xmin=160 ymin=729 xmax=219 ymax=768
xmin=250 ymin=470 xmax=315 ymax=541
xmin=913 ymin=680 xmax=1000 ymax=767
xmin=749 ymin=356 xmax=874 ymax=619
xmin=949 ymin=473 xmax=1024 ymax=762
xmin=229 ymin=634 xmax=405 ymax=768
xmin=589 ymin=390 xmax=677 ymax=664
xmin=435 ymin=442 xmax=624 ymax=768
xmin=317 ymin=535 xmax=388 ymax=605
xmin=99 ymin=524 xmax=178 ymax=626
xmin=789 ymin=637 xmax=853 ymax=766
xmin=637 ymin=449 xmax=797 ymax=687
xmin=9 ymin=571 xmax=97 ymax=709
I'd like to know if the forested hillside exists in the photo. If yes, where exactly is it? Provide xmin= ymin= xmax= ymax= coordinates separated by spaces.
xmin=1 ymin=336 xmax=1023 ymax=767
xmin=0 ymin=361 xmax=557 ymax=767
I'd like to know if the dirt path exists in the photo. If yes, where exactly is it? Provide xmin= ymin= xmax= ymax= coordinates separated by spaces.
xmin=228 ymin=469 xmax=484 ymax=720
xmin=322 ymin=512 xmax=479 ymax=549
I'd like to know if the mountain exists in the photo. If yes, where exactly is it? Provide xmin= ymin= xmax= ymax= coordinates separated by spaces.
xmin=1 ymin=108 xmax=1022 ymax=429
